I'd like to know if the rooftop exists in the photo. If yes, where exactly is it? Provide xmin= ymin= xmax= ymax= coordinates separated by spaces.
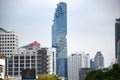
xmin=0 ymin=27 xmax=7 ymax=33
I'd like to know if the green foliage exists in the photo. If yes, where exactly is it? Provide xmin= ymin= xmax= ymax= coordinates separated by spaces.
xmin=86 ymin=70 xmax=104 ymax=80
xmin=85 ymin=64 xmax=120 ymax=80
xmin=37 ymin=74 xmax=61 ymax=80
xmin=0 ymin=78 xmax=3 ymax=80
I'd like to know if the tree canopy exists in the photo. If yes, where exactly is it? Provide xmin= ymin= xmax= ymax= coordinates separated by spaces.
xmin=0 ymin=78 xmax=3 ymax=80
xmin=37 ymin=74 xmax=61 ymax=80
xmin=85 ymin=64 xmax=120 ymax=80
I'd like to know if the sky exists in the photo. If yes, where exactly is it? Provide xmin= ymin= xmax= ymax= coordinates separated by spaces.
xmin=0 ymin=0 xmax=120 ymax=67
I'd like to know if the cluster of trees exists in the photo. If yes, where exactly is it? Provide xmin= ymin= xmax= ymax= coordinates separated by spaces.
xmin=0 ymin=74 xmax=60 ymax=80
xmin=85 ymin=64 xmax=120 ymax=80
xmin=37 ymin=74 xmax=61 ymax=80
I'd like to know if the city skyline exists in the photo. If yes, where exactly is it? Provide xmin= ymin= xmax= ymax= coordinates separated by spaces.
xmin=0 ymin=0 xmax=120 ymax=67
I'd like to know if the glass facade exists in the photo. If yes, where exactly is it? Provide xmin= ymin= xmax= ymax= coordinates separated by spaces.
xmin=115 ymin=18 xmax=120 ymax=65
xmin=52 ymin=2 xmax=67 ymax=78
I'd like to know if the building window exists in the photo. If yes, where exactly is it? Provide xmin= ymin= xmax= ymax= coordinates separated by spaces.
xmin=20 ymin=56 xmax=24 ymax=59
xmin=8 ymin=64 xmax=13 ymax=67
xmin=8 ymin=72 xmax=13 ymax=76
xmin=26 ymin=60 xmax=30 ymax=63
xmin=31 ymin=64 xmax=35 ymax=67
xmin=26 ymin=64 xmax=30 ymax=67
xmin=9 ymin=60 xmax=13 ymax=63
xmin=20 ymin=64 xmax=24 ymax=67
xmin=14 ymin=68 xmax=18 ymax=71
xmin=14 ymin=60 xmax=18 ymax=63
xmin=31 ymin=60 xmax=35 ymax=63
xmin=8 ymin=68 xmax=13 ymax=71
xmin=31 ymin=56 xmax=35 ymax=59
xmin=14 ymin=72 xmax=18 ymax=75
xmin=14 ymin=64 xmax=18 ymax=67
xmin=20 ymin=60 xmax=24 ymax=63
xmin=14 ymin=56 xmax=18 ymax=59
xmin=26 ymin=56 xmax=30 ymax=59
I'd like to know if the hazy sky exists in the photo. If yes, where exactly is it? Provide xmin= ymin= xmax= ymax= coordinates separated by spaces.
xmin=0 ymin=0 xmax=120 ymax=67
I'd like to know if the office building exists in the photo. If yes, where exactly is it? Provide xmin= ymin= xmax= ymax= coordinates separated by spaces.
xmin=115 ymin=18 xmax=120 ymax=65
xmin=68 ymin=53 xmax=90 ymax=80
xmin=7 ymin=42 xmax=56 ymax=79
xmin=0 ymin=28 xmax=18 ymax=57
xmin=52 ymin=2 xmax=67 ymax=78
xmin=94 ymin=51 xmax=104 ymax=69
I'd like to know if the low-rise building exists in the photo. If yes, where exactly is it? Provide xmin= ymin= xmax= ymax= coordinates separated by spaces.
xmin=6 ymin=42 xmax=56 ymax=79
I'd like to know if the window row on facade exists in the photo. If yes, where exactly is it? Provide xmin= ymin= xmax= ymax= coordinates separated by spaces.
xmin=0 ymin=44 xmax=17 ymax=46
xmin=0 ymin=47 xmax=16 ymax=49
xmin=0 ymin=41 xmax=17 ymax=43
xmin=0 ymin=34 xmax=16 ymax=37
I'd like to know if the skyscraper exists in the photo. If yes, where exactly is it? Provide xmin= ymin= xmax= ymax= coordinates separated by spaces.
xmin=94 ymin=51 xmax=104 ymax=69
xmin=68 ymin=53 xmax=90 ymax=80
xmin=52 ymin=2 xmax=67 ymax=78
xmin=0 ymin=28 xmax=18 ymax=57
xmin=115 ymin=18 xmax=120 ymax=65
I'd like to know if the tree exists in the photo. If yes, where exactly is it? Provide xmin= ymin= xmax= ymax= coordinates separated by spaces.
xmin=0 ymin=78 xmax=3 ymax=80
xmin=37 ymin=74 xmax=61 ymax=80
xmin=85 ymin=64 xmax=120 ymax=80
xmin=85 ymin=70 xmax=103 ymax=80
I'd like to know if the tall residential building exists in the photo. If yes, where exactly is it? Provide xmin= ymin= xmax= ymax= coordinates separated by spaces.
xmin=7 ymin=44 xmax=56 ymax=79
xmin=68 ymin=53 xmax=90 ymax=80
xmin=0 ymin=28 xmax=18 ymax=57
xmin=90 ymin=59 xmax=95 ymax=69
xmin=94 ymin=51 xmax=104 ymax=69
xmin=115 ymin=18 xmax=120 ymax=65
xmin=52 ymin=2 xmax=67 ymax=78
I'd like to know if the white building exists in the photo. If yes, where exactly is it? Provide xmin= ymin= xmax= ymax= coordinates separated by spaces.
xmin=0 ymin=54 xmax=6 ymax=79
xmin=68 ymin=52 xmax=90 ymax=80
xmin=7 ymin=46 xmax=56 ymax=79
xmin=0 ymin=28 xmax=18 ymax=57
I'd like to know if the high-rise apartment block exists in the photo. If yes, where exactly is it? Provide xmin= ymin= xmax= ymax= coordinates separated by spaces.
xmin=94 ymin=51 xmax=104 ymax=69
xmin=115 ymin=18 xmax=120 ymax=65
xmin=7 ymin=44 xmax=56 ymax=79
xmin=90 ymin=59 xmax=95 ymax=69
xmin=0 ymin=28 xmax=18 ymax=57
xmin=52 ymin=2 xmax=67 ymax=78
xmin=68 ymin=53 xmax=90 ymax=80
